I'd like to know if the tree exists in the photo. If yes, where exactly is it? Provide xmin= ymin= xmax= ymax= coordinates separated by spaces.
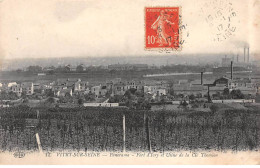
xmin=48 ymin=70 xmax=55 ymax=75
xmin=21 ymin=91 xmax=27 ymax=99
xmin=16 ymin=69 xmax=22 ymax=73
xmin=210 ymin=104 xmax=219 ymax=114
xmin=65 ymin=92 xmax=72 ymax=98
xmin=180 ymin=100 xmax=188 ymax=108
xmin=142 ymin=100 xmax=151 ymax=110
xmin=182 ymin=100 xmax=188 ymax=107
xmin=160 ymin=96 xmax=166 ymax=104
xmin=129 ymin=88 xmax=137 ymax=94
xmin=256 ymin=93 xmax=260 ymax=103
xmin=76 ymin=65 xmax=84 ymax=72
xmin=189 ymin=94 xmax=195 ymax=101
xmin=196 ymin=93 xmax=202 ymax=98
xmin=230 ymin=89 xmax=244 ymax=99
xmin=78 ymin=98 xmax=84 ymax=106
xmin=46 ymin=97 xmax=55 ymax=104
xmin=84 ymin=93 xmax=96 ymax=102
xmin=124 ymin=90 xmax=133 ymax=99
xmin=8 ymin=91 xmax=18 ymax=100
xmin=109 ymin=95 xmax=124 ymax=103
xmin=23 ymin=98 xmax=29 ymax=103
xmin=109 ymin=69 xmax=116 ymax=77
xmin=223 ymin=88 xmax=229 ymax=96
xmin=125 ymin=99 xmax=135 ymax=109
xmin=135 ymin=90 xmax=144 ymax=97
xmin=177 ymin=94 xmax=184 ymax=98
xmin=169 ymin=88 xmax=175 ymax=96
xmin=27 ymin=65 xmax=42 ymax=72
xmin=46 ymin=89 xmax=54 ymax=97
xmin=0 ymin=91 xmax=18 ymax=100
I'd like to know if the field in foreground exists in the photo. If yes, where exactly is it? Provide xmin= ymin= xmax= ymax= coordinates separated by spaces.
xmin=0 ymin=105 xmax=259 ymax=152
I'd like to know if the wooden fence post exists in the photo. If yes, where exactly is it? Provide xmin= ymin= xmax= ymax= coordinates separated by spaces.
xmin=123 ymin=114 xmax=126 ymax=152
xmin=145 ymin=114 xmax=152 ymax=152
xmin=36 ymin=110 xmax=40 ymax=119
xmin=35 ymin=133 xmax=43 ymax=153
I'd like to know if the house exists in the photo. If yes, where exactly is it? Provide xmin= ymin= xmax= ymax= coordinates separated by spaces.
xmin=8 ymin=82 xmax=17 ymax=88
xmin=43 ymin=66 xmax=55 ymax=72
xmin=205 ymin=77 xmax=258 ymax=96
xmin=21 ymin=82 xmax=34 ymax=95
xmin=105 ymin=78 xmax=144 ymax=96
xmin=172 ymin=83 xmax=206 ymax=96
xmin=232 ymin=78 xmax=257 ymax=95
xmin=91 ymin=86 xmax=100 ymax=97
xmin=106 ymin=80 xmax=114 ymax=91
xmin=76 ymin=64 xmax=86 ymax=72
xmin=144 ymin=85 xmax=167 ymax=96
xmin=113 ymin=82 xmax=126 ymax=95
xmin=155 ymin=88 xmax=167 ymax=96
xmin=213 ymin=76 xmax=234 ymax=88
xmin=108 ymin=64 xmax=148 ymax=71
xmin=144 ymin=85 xmax=158 ymax=94
xmin=91 ymin=85 xmax=107 ymax=98
xmin=74 ymin=79 xmax=89 ymax=91
xmin=63 ymin=64 xmax=77 ymax=72
xmin=9 ymin=82 xmax=34 ymax=96
xmin=101 ymin=86 xmax=107 ymax=95
xmin=125 ymin=80 xmax=144 ymax=90
xmin=109 ymin=79 xmax=145 ymax=96
xmin=191 ymin=79 xmax=215 ymax=85
xmin=33 ymin=81 xmax=54 ymax=94
xmin=10 ymin=84 xmax=23 ymax=96
xmin=55 ymin=78 xmax=79 ymax=88
xmin=52 ymin=78 xmax=79 ymax=95
xmin=37 ymin=73 xmax=46 ymax=76
xmin=56 ymin=89 xmax=73 ymax=97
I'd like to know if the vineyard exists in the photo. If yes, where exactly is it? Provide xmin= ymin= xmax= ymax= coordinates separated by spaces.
xmin=0 ymin=105 xmax=259 ymax=152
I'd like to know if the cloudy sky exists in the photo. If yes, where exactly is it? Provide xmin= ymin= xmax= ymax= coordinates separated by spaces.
xmin=0 ymin=0 xmax=259 ymax=61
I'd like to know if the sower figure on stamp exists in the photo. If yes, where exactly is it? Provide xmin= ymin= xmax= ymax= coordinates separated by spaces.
xmin=151 ymin=10 xmax=175 ymax=46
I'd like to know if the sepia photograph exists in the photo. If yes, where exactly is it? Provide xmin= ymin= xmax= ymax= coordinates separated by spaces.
xmin=0 ymin=0 xmax=259 ymax=165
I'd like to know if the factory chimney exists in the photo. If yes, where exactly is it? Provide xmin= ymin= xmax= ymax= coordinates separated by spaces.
xmin=231 ymin=61 xmax=233 ymax=80
xmin=237 ymin=54 xmax=239 ymax=63
xmin=201 ymin=72 xmax=204 ymax=85
xmin=244 ymin=47 xmax=246 ymax=62
xmin=247 ymin=47 xmax=250 ymax=63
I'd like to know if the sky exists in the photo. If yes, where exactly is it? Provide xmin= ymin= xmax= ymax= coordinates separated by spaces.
xmin=0 ymin=0 xmax=259 ymax=61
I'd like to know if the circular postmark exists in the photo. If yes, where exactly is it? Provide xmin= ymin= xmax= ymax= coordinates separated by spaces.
xmin=200 ymin=0 xmax=238 ymax=42
xmin=157 ymin=16 xmax=189 ymax=54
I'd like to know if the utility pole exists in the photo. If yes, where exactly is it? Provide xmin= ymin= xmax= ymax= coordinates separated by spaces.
xmin=207 ymin=85 xmax=212 ymax=103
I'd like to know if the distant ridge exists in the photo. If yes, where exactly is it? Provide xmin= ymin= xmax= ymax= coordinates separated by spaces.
xmin=1 ymin=53 xmax=258 ymax=71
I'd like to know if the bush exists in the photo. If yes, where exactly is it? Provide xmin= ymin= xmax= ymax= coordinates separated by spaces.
xmin=78 ymin=98 xmax=84 ymax=105
xmin=210 ymin=104 xmax=219 ymax=114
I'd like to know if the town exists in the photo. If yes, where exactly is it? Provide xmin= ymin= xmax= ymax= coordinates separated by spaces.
xmin=0 ymin=52 xmax=259 ymax=110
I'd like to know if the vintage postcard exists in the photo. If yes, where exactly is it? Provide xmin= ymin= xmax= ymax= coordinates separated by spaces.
xmin=0 ymin=0 xmax=260 ymax=165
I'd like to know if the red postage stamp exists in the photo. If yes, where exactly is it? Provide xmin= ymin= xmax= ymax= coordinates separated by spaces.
xmin=145 ymin=7 xmax=180 ymax=50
